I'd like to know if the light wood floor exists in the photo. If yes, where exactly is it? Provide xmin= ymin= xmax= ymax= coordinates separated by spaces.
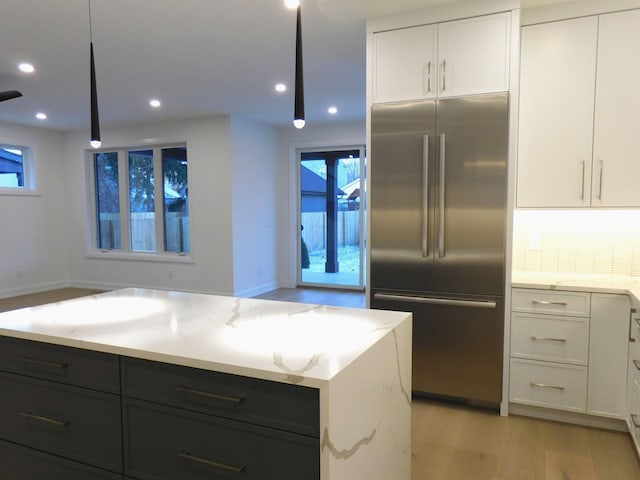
xmin=1 ymin=287 xmax=639 ymax=479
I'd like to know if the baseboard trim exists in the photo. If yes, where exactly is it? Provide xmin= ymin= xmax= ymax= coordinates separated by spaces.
xmin=508 ymin=402 xmax=628 ymax=432
xmin=0 ymin=281 xmax=69 ymax=300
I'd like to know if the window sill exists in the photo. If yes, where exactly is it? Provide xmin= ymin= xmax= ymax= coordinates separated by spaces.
xmin=0 ymin=188 xmax=41 ymax=197
xmin=86 ymin=250 xmax=194 ymax=264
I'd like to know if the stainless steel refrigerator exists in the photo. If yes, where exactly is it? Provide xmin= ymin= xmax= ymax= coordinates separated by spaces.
xmin=369 ymin=93 xmax=509 ymax=407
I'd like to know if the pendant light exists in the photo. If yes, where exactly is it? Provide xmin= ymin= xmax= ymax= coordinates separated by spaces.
xmin=293 ymin=4 xmax=305 ymax=129
xmin=89 ymin=0 xmax=101 ymax=148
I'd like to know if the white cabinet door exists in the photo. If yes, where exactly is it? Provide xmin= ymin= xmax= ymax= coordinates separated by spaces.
xmin=592 ymin=10 xmax=640 ymax=207
xmin=588 ymin=293 xmax=630 ymax=418
xmin=436 ymin=12 xmax=510 ymax=98
xmin=516 ymin=17 xmax=598 ymax=208
xmin=372 ymin=25 xmax=437 ymax=103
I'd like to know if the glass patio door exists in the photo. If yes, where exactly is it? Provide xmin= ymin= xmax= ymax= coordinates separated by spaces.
xmin=298 ymin=147 xmax=366 ymax=289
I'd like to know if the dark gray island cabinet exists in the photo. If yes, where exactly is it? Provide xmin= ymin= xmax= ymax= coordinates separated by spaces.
xmin=0 ymin=288 xmax=412 ymax=480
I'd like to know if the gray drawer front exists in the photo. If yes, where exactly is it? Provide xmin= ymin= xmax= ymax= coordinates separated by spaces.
xmin=121 ymin=357 xmax=319 ymax=437
xmin=0 ymin=439 xmax=122 ymax=480
xmin=0 ymin=372 xmax=122 ymax=473
xmin=0 ymin=336 xmax=120 ymax=393
xmin=123 ymin=399 xmax=319 ymax=480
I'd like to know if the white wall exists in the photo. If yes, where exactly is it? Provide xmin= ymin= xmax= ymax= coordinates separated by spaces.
xmin=63 ymin=116 xmax=238 ymax=295
xmin=230 ymin=116 xmax=280 ymax=296
xmin=276 ymin=121 xmax=366 ymax=287
xmin=0 ymin=121 xmax=68 ymax=297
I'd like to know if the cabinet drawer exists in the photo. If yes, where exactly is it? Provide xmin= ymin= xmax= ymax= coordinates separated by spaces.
xmin=0 ymin=336 xmax=120 ymax=393
xmin=509 ymin=358 xmax=587 ymax=413
xmin=511 ymin=312 xmax=589 ymax=365
xmin=121 ymin=357 xmax=319 ymax=437
xmin=0 ymin=372 xmax=122 ymax=473
xmin=123 ymin=398 xmax=319 ymax=480
xmin=628 ymin=379 xmax=640 ymax=451
xmin=512 ymin=289 xmax=590 ymax=317
xmin=0 ymin=439 xmax=122 ymax=480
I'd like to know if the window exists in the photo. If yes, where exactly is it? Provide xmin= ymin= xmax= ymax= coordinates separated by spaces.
xmin=91 ymin=144 xmax=189 ymax=255
xmin=0 ymin=144 xmax=33 ymax=190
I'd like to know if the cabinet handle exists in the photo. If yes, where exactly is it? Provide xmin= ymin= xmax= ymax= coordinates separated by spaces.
xmin=531 ymin=300 xmax=568 ymax=306
xmin=632 ymin=414 xmax=640 ymax=429
xmin=580 ymin=160 xmax=585 ymax=200
xmin=442 ymin=59 xmax=447 ymax=92
xmin=630 ymin=308 xmax=637 ymax=343
xmin=531 ymin=336 xmax=567 ymax=343
xmin=426 ymin=61 xmax=432 ymax=93
xmin=176 ymin=386 xmax=244 ymax=404
xmin=178 ymin=451 xmax=246 ymax=473
xmin=21 ymin=356 xmax=68 ymax=370
xmin=20 ymin=411 xmax=70 ymax=427
xmin=598 ymin=160 xmax=604 ymax=200
xmin=633 ymin=360 xmax=640 ymax=371
xmin=530 ymin=382 xmax=565 ymax=391
xmin=438 ymin=133 xmax=446 ymax=258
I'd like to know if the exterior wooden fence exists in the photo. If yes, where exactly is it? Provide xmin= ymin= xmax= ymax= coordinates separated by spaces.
xmin=301 ymin=211 xmax=360 ymax=251
xmin=98 ymin=212 xmax=189 ymax=252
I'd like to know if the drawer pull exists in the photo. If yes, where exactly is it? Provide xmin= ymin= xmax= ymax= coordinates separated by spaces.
xmin=634 ymin=360 xmax=640 ymax=371
xmin=178 ymin=451 xmax=246 ymax=473
xmin=532 ymin=300 xmax=568 ymax=306
xmin=176 ymin=386 xmax=244 ymax=404
xmin=632 ymin=414 xmax=640 ymax=429
xmin=21 ymin=356 xmax=68 ymax=370
xmin=531 ymin=336 xmax=567 ymax=343
xmin=530 ymin=382 xmax=565 ymax=391
xmin=20 ymin=411 xmax=70 ymax=427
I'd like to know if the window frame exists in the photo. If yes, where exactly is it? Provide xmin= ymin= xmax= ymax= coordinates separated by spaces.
xmin=0 ymin=142 xmax=38 ymax=196
xmin=87 ymin=142 xmax=192 ymax=263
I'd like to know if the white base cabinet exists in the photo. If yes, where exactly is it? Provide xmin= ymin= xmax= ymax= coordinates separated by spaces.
xmin=510 ymin=289 xmax=629 ymax=421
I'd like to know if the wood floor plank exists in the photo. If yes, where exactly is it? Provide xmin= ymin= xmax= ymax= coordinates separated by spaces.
xmin=496 ymin=415 xmax=546 ymax=480
xmin=545 ymin=450 xmax=597 ymax=480
xmin=587 ymin=427 xmax=640 ymax=480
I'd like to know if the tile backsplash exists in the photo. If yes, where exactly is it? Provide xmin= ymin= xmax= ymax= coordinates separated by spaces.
xmin=512 ymin=210 xmax=640 ymax=275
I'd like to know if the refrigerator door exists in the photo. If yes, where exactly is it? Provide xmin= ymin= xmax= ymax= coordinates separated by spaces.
xmin=434 ymin=94 xmax=509 ymax=296
xmin=372 ymin=292 xmax=504 ymax=405
xmin=370 ymin=100 xmax=436 ymax=293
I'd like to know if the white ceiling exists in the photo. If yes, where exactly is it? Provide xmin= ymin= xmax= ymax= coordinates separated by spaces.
xmin=0 ymin=0 xmax=571 ymax=132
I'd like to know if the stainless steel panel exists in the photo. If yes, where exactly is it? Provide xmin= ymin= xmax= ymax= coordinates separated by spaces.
xmin=370 ymin=100 xmax=436 ymax=293
xmin=433 ymin=94 xmax=509 ymax=296
xmin=372 ymin=293 xmax=504 ymax=405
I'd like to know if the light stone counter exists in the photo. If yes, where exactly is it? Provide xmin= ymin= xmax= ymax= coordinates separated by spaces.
xmin=0 ymin=287 xmax=412 ymax=480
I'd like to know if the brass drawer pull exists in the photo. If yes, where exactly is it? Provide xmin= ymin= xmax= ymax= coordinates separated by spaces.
xmin=531 ymin=336 xmax=567 ymax=343
xmin=634 ymin=360 xmax=640 ymax=371
xmin=176 ymin=386 xmax=244 ymax=404
xmin=632 ymin=414 xmax=640 ymax=429
xmin=20 ymin=411 xmax=70 ymax=427
xmin=21 ymin=356 xmax=68 ymax=369
xmin=530 ymin=382 xmax=565 ymax=391
xmin=532 ymin=300 xmax=568 ymax=306
xmin=178 ymin=451 xmax=246 ymax=473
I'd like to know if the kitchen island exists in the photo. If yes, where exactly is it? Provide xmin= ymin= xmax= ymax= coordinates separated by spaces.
xmin=0 ymin=288 xmax=412 ymax=480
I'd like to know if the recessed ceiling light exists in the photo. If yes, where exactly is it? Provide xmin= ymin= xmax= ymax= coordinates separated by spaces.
xmin=149 ymin=99 xmax=161 ymax=108
xmin=35 ymin=112 xmax=47 ymax=120
xmin=18 ymin=63 xmax=35 ymax=74
xmin=328 ymin=106 xmax=338 ymax=115
xmin=284 ymin=0 xmax=300 ymax=9
xmin=275 ymin=83 xmax=287 ymax=93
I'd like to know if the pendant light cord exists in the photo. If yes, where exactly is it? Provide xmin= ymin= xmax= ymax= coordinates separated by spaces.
xmin=88 ymin=0 xmax=94 ymax=42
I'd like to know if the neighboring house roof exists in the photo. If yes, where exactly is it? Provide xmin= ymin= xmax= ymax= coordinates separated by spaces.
xmin=0 ymin=149 xmax=23 ymax=174
xmin=301 ymin=166 xmax=345 ymax=196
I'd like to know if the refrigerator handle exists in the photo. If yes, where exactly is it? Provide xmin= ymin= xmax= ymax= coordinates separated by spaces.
xmin=422 ymin=135 xmax=429 ymax=258
xmin=438 ymin=133 xmax=446 ymax=258
xmin=374 ymin=293 xmax=497 ymax=309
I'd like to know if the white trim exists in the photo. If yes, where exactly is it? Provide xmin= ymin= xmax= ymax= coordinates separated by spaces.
xmin=0 ymin=189 xmax=41 ymax=197
xmin=233 ymin=282 xmax=280 ymax=298
xmin=509 ymin=403 xmax=628 ymax=431
xmin=85 ymin=250 xmax=193 ymax=264
xmin=0 ymin=281 xmax=69 ymax=300
xmin=522 ymin=0 xmax=640 ymax=26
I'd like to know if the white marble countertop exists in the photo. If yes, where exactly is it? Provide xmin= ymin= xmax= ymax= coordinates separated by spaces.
xmin=0 ymin=288 xmax=411 ymax=389
xmin=512 ymin=271 xmax=640 ymax=304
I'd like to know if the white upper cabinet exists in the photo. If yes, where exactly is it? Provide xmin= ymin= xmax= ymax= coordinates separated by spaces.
xmin=436 ymin=13 xmax=510 ymax=98
xmin=517 ymin=9 xmax=640 ymax=208
xmin=517 ymin=17 xmax=598 ymax=208
xmin=592 ymin=10 xmax=640 ymax=207
xmin=373 ymin=25 xmax=437 ymax=103
xmin=372 ymin=12 xmax=510 ymax=104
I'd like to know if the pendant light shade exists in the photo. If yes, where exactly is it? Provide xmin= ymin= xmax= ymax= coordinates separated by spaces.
xmin=89 ymin=0 xmax=101 ymax=148
xmin=293 ymin=5 xmax=305 ymax=129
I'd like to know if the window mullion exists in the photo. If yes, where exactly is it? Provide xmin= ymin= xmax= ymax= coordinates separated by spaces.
xmin=119 ymin=150 xmax=131 ymax=252
xmin=153 ymin=147 xmax=165 ymax=252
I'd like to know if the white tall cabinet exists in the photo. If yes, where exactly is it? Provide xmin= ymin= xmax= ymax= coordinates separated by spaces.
xmin=517 ymin=9 xmax=640 ymax=208
xmin=372 ymin=12 xmax=511 ymax=103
